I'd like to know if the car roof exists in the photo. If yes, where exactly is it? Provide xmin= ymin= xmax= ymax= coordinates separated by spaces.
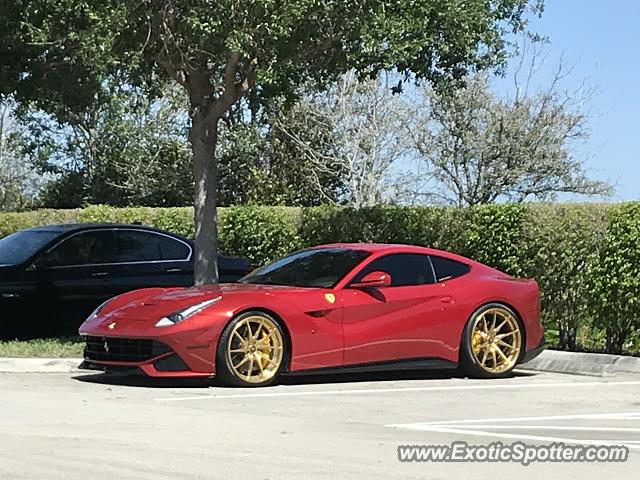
xmin=313 ymin=242 xmax=475 ymax=264
xmin=11 ymin=224 xmax=251 ymax=265
xmin=314 ymin=242 xmax=433 ymax=253
xmin=23 ymin=223 xmax=186 ymax=238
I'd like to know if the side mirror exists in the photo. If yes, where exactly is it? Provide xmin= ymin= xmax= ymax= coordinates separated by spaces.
xmin=350 ymin=271 xmax=392 ymax=289
xmin=26 ymin=257 xmax=45 ymax=271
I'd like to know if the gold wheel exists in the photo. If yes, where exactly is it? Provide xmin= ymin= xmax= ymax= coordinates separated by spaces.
xmin=226 ymin=314 xmax=284 ymax=384
xmin=470 ymin=307 xmax=521 ymax=374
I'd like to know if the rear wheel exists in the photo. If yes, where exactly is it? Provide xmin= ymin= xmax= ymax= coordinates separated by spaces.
xmin=460 ymin=304 xmax=523 ymax=378
xmin=216 ymin=311 xmax=286 ymax=387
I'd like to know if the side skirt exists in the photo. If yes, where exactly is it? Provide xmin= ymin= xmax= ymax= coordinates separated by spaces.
xmin=284 ymin=357 xmax=458 ymax=377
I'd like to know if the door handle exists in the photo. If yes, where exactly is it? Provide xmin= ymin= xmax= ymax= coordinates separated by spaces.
xmin=91 ymin=272 xmax=109 ymax=277
xmin=440 ymin=295 xmax=453 ymax=304
xmin=165 ymin=268 xmax=182 ymax=273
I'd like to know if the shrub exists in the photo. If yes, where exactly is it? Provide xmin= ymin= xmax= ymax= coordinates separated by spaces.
xmin=299 ymin=205 xmax=467 ymax=252
xmin=1 ymin=202 xmax=638 ymax=355
xmin=523 ymin=204 xmax=608 ymax=350
xmin=588 ymin=202 xmax=640 ymax=353
xmin=460 ymin=204 xmax=529 ymax=277
xmin=218 ymin=206 xmax=302 ymax=265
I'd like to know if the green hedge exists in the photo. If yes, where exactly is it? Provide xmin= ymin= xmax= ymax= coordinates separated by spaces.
xmin=1 ymin=202 xmax=638 ymax=354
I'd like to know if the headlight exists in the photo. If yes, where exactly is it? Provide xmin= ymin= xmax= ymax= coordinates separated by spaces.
xmin=155 ymin=296 xmax=221 ymax=327
xmin=86 ymin=299 xmax=111 ymax=321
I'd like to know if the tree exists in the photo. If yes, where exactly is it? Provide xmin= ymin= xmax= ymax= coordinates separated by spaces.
xmin=0 ymin=98 xmax=41 ymax=210
xmin=20 ymin=82 xmax=193 ymax=208
xmin=216 ymin=104 xmax=346 ymax=207
xmin=2 ymin=0 xmax=541 ymax=284
xmin=274 ymin=73 xmax=407 ymax=207
xmin=403 ymin=69 xmax=612 ymax=206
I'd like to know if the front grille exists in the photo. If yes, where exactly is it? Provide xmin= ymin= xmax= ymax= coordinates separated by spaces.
xmin=84 ymin=336 xmax=171 ymax=363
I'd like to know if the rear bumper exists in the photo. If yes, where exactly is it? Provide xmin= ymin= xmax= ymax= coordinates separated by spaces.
xmin=520 ymin=335 xmax=546 ymax=364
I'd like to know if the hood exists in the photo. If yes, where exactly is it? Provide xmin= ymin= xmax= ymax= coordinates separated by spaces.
xmin=101 ymin=282 xmax=316 ymax=321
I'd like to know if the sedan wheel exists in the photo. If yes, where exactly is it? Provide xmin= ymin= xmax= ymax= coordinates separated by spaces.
xmin=461 ymin=304 xmax=522 ymax=378
xmin=217 ymin=312 xmax=286 ymax=387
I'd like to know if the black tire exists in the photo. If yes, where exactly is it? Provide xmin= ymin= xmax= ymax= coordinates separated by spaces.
xmin=215 ymin=311 xmax=288 ymax=387
xmin=459 ymin=303 xmax=524 ymax=379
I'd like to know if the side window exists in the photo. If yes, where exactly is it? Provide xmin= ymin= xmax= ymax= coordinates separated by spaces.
xmin=42 ymin=231 xmax=115 ymax=267
xmin=114 ymin=230 xmax=162 ymax=263
xmin=157 ymin=235 xmax=191 ymax=261
xmin=352 ymin=253 xmax=435 ymax=287
xmin=430 ymin=256 xmax=470 ymax=282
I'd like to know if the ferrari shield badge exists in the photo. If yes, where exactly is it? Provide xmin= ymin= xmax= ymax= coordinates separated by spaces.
xmin=324 ymin=293 xmax=336 ymax=304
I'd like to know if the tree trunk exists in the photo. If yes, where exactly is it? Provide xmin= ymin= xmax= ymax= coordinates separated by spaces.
xmin=189 ymin=103 xmax=219 ymax=285
xmin=605 ymin=328 xmax=624 ymax=355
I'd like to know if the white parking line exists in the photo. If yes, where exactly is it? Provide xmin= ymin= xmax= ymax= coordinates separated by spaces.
xmin=153 ymin=379 xmax=640 ymax=402
xmin=404 ymin=411 xmax=640 ymax=426
xmin=425 ymin=426 xmax=640 ymax=432
xmin=388 ymin=411 xmax=640 ymax=450
xmin=393 ymin=425 xmax=640 ymax=450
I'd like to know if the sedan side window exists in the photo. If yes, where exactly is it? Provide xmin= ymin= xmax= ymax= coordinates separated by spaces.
xmin=351 ymin=253 xmax=435 ymax=287
xmin=157 ymin=235 xmax=191 ymax=261
xmin=42 ymin=231 xmax=115 ymax=267
xmin=113 ymin=230 xmax=191 ymax=263
xmin=114 ymin=231 xmax=161 ymax=263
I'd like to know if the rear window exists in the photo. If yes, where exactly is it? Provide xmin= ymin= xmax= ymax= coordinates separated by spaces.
xmin=430 ymin=256 xmax=470 ymax=282
xmin=0 ymin=230 xmax=60 ymax=265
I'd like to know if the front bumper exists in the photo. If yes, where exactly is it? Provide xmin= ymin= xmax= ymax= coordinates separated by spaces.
xmin=78 ymin=357 xmax=214 ymax=378
xmin=520 ymin=335 xmax=546 ymax=364
xmin=79 ymin=335 xmax=212 ymax=377
xmin=78 ymin=306 xmax=235 ymax=377
xmin=78 ymin=323 xmax=223 ymax=378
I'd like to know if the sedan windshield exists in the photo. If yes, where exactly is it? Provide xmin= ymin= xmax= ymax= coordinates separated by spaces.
xmin=239 ymin=248 xmax=371 ymax=288
xmin=0 ymin=230 xmax=60 ymax=265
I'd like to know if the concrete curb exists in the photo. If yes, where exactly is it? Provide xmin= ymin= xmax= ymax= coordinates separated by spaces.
xmin=0 ymin=357 xmax=82 ymax=373
xmin=519 ymin=349 xmax=640 ymax=377
xmin=0 ymin=350 xmax=638 ymax=376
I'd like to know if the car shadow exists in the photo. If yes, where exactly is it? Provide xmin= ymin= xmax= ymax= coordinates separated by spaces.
xmin=72 ymin=373 xmax=213 ymax=389
xmin=279 ymin=368 xmax=536 ymax=386
xmin=72 ymin=368 xmax=537 ymax=389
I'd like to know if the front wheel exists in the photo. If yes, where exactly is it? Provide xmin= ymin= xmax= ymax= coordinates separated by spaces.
xmin=460 ymin=303 xmax=523 ymax=378
xmin=216 ymin=311 xmax=287 ymax=387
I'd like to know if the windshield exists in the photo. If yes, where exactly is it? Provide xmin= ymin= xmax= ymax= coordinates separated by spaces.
xmin=239 ymin=248 xmax=371 ymax=288
xmin=0 ymin=230 xmax=60 ymax=265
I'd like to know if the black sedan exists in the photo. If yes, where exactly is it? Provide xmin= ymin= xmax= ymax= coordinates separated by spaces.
xmin=0 ymin=223 xmax=251 ymax=339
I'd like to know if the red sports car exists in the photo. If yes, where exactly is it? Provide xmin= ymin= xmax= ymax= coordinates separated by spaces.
xmin=79 ymin=244 xmax=545 ymax=386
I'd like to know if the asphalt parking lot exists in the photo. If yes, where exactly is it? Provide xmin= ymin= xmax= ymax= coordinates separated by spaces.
xmin=1 ymin=369 xmax=639 ymax=479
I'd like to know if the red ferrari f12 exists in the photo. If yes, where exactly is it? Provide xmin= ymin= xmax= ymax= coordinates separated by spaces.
xmin=79 ymin=244 xmax=545 ymax=386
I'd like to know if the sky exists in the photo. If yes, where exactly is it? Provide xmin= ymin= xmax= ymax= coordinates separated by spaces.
xmin=495 ymin=0 xmax=639 ymax=201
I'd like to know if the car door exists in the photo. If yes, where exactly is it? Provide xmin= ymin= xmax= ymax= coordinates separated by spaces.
xmin=106 ymin=228 xmax=193 ymax=293
xmin=37 ymin=229 xmax=117 ymax=332
xmin=340 ymin=253 xmax=454 ymax=365
xmin=0 ymin=264 xmax=41 ymax=339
